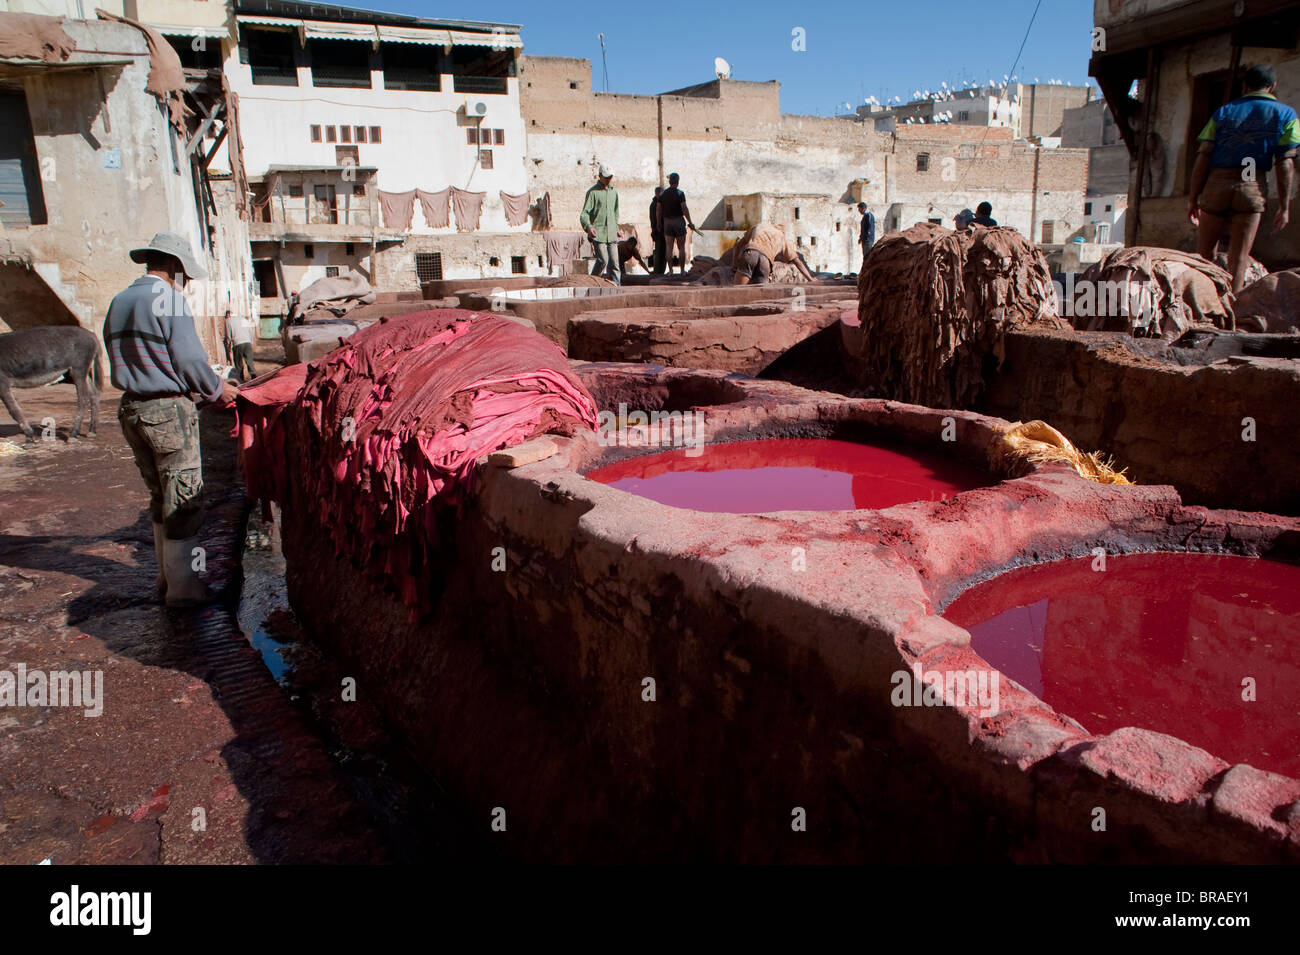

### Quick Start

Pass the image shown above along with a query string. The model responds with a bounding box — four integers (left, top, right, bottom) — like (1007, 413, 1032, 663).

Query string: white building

(211, 0, 532, 310)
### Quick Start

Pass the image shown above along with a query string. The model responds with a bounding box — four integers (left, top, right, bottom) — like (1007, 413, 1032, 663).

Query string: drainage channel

(235, 508, 489, 863)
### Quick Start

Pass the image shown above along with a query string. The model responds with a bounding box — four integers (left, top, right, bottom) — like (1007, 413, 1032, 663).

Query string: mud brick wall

(984, 328, 1300, 514)
(276, 368, 1300, 862)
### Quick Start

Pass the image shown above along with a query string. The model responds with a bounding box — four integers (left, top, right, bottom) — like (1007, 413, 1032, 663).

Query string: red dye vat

(585, 438, 986, 513)
(944, 553, 1300, 777)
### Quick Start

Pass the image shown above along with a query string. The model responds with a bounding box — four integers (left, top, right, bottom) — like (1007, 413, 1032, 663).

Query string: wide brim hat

(129, 231, 207, 280)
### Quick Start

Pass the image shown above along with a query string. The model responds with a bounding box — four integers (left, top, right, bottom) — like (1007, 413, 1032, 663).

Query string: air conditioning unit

(470, 101, 488, 117)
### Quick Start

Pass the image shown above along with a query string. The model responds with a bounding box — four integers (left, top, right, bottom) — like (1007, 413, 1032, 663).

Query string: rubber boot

(152, 522, 167, 600)
(162, 536, 216, 608)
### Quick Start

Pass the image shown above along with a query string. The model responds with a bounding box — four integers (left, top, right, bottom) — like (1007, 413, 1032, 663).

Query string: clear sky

(377, 0, 1097, 115)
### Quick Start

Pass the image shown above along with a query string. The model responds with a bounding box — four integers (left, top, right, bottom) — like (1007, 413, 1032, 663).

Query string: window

(479, 149, 494, 169)
(370, 126, 381, 143)
(511, 255, 525, 274)
(1096, 222, 1111, 243)
(569, 81, 578, 90)
(355, 126, 367, 143)
(335, 145, 359, 166)
(325, 266, 340, 278)
(796, 236, 803, 246)
(1084, 201, 1093, 215)
(382, 42, 441, 91)
(467, 127, 479, 145)
(450, 47, 514, 95)
(309, 39, 371, 89)
(340, 125, 352, 143)
(916, 152, 930, 172)
(493, 128, 504, 145)
(810, 236, 817, 246)
(304, 243, 315, 258)
(958, 110, 970, 121)
(287, 184, 304, 198)
(1104, 204, 1112, 212)
(794, 207, 801, 219)
(310, 124, 322, 142)
(537, 255, 544, 267)
(314, 184, 338, 224)
(326, 125, 337, 143)
(489, 256, 500, 266)
(242, 27, 298, 87)
(1041, 221, 1055, 243)
(165, 34, 222, 71)
(415, 251, 443, 283)
(352, 184, 365, 196)
(345, 243, 356, 256)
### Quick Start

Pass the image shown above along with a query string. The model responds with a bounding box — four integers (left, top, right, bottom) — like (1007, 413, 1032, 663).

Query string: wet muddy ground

(0, 376, 484, 864)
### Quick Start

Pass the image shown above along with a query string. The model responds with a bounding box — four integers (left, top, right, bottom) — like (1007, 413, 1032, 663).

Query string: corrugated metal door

(0, 91, 42, 227)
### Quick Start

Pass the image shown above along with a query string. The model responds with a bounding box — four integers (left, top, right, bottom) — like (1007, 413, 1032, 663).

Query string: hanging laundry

(536, 192, 552, 230)
(378, 189, 416, 231)
(452, 187, 486, 232)
(416, 187, 451, 229)
(544, 231, 585, 275)
(500, 191, 532, 227)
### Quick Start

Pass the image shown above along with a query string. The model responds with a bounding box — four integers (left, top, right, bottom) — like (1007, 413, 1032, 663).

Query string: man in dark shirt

(649, 187, 666, 274)
(657, 173, 696, 274)
(857, 202, 876, 265)
(104, 231, 236, 607)
(972, 202, 998, 227)
(1189, 64, 1299, 292)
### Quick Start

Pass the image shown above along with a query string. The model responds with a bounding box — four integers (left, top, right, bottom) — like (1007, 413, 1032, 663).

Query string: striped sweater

(103, 276, 222, 402)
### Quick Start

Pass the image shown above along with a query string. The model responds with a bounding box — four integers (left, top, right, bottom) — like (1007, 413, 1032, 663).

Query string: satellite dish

(715, 57, 731, 79)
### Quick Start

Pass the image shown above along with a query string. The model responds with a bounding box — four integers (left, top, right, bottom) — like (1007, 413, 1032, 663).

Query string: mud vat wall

(276, 368, 1300, 862)
(984, 328, 1300, 514)
(566, 302, 851, 375)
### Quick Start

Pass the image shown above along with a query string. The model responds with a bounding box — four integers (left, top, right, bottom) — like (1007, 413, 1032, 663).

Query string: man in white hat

(580, 163, 621, 284)
(103, 232, 237, 607)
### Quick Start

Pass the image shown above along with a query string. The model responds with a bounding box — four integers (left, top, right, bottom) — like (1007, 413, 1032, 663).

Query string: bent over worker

(103, 232, 237, 608)
(730, 222, 815, 285)
(1189, 64, 1299, 293)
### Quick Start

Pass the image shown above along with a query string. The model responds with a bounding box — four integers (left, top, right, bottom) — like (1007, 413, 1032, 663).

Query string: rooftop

(234, 0, 521, 34)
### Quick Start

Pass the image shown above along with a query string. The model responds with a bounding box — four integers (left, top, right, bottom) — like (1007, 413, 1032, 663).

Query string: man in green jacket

(580, 164, 621, 285)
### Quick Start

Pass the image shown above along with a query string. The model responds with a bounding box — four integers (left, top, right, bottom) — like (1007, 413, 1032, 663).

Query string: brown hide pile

(1074, 247, 1233, 338)
(849, 223, 1062, 408)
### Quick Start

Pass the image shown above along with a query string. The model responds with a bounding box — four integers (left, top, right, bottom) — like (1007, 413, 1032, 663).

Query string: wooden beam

(1096, 0, 1300, 57)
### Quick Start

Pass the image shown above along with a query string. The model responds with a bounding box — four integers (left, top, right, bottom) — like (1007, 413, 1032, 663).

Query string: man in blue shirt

(857, 202, 875, 266)
(1189, 64, 1299, 292)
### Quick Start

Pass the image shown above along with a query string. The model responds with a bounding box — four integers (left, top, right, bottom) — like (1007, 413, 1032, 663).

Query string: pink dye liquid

(585, 437, 987, 513)
(943, 553, 1300, 777)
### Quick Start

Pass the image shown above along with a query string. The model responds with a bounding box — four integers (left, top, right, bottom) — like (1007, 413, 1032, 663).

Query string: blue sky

(380, 0, 1096, 115)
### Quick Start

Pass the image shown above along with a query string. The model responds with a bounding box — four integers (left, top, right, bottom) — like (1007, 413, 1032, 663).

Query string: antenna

(598, 33, 609, 92)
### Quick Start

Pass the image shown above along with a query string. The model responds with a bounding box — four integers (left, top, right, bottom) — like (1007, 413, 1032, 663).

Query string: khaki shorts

(119, 395, 204, 538)
(1198, 167, 1267, 216)
(734, 247, 772, 283)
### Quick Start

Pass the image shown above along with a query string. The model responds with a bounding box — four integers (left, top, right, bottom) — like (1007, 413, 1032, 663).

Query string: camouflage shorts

(118, 396, 204, 539)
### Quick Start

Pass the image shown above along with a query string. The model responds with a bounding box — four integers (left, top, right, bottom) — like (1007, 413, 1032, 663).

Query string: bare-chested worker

(1189, 64, 1299, 293)
(730, 222, 815, 285)
(656, 173, 697, 275)
(618, 234, 651, 274)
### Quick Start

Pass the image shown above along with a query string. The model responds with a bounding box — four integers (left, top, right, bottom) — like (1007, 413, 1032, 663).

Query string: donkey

(0, 325, 102, 442)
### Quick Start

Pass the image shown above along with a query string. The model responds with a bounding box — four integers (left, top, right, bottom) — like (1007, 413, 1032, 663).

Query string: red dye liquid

(943, 553, 1300, 777)
(585, 438, 986, 513)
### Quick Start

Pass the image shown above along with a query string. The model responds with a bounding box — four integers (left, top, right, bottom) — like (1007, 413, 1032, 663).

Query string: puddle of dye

(585, 438, 986, 512)
(943, 553, 1300, 777)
